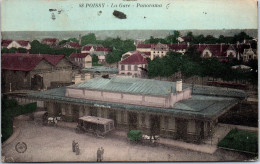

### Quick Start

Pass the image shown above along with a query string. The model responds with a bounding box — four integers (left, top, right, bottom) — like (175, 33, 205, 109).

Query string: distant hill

(1, 29, 257, 41)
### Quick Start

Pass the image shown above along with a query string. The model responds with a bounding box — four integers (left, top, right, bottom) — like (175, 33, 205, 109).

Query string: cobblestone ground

(2, 120, 254, 162)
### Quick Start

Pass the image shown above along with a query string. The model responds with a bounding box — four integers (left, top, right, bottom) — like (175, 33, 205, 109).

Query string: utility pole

(9, 83, 12, 92)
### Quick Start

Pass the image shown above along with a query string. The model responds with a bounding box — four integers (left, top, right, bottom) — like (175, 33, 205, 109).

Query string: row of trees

(145, 31, 255, 46)
(148, 48, 257, 85)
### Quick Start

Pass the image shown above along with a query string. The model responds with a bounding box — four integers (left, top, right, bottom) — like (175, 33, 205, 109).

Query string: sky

(1, 0, 258, 31)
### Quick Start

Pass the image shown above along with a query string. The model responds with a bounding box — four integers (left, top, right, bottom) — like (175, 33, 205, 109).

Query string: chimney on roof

(199, 43, 200, 48)
(75, 74, 81, 84)
(176, 80, 182, 92)
(220, 43, 223, 52)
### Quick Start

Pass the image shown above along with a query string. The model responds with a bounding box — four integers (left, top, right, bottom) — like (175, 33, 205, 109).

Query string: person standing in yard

(72, 140, 76, 152)
(101, 147, 104, 161)
(97, 148, 102, 162)
(75, 143, 80, 155)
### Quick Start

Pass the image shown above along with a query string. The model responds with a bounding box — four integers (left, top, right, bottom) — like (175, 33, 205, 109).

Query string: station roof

(69, 77, 246, 98)
(70, 77, 189, 96)
(28, 81, 247, 120)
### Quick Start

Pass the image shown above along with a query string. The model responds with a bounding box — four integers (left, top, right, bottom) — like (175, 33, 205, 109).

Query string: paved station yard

(2, 120, 254, 162)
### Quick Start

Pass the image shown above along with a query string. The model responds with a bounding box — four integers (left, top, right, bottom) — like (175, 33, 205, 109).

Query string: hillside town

(1, 31, 258, 162)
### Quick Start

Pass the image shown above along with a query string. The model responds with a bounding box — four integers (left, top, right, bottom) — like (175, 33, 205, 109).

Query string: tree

(184, 46, 201, 63)
(106, 50, 122, 64)
(17, 48, 27, 53)
(1, 47, 10, 53)
(58, 38, 79, 45)
(92, 54, 99, 63)
(165, 30, 180, 44)
(81, 33, 97, 46)
(233, 32, 252, 43)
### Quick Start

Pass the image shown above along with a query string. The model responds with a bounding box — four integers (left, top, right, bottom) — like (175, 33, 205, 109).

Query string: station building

(28, 77, 247, 143)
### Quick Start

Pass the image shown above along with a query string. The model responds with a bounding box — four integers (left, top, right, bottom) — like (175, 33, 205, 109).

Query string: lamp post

(9, 83, 12, 92)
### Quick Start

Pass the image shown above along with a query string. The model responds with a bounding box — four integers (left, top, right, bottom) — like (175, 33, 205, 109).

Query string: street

(2, 120, 253, 162)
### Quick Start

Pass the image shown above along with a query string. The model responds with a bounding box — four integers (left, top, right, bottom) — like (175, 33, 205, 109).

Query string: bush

(127, 130, 142, 142)
(218, 129, 258, 154)
(1, 98, 37, 143)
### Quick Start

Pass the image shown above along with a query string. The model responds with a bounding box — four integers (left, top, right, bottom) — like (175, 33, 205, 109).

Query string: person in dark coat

(97, 148, 102, 162)
(72, 140, 76, 152)
(75, 143, 80, 155)
(101, 147, 104, 161)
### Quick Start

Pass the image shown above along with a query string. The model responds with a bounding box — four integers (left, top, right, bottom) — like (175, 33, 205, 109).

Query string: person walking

(72, 140, 76, 152)
(75, 143, 80, 155)
(100, 147, 104, 161)
(97, 148, 101, 162)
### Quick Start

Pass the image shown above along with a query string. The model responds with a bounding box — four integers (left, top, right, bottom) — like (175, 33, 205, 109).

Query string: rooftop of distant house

(1, 53, 65, 71)
(119, 51, 148, 65)
(42, 38, 59, 42)
(69, 53, 90, 58)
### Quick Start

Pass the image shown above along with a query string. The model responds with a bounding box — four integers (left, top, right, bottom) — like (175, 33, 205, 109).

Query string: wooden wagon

(76, 116, 115, 137)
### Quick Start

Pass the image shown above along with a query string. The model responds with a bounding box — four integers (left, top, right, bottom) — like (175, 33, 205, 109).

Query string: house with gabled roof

(69, 53, 92, 68)
(62, 42, 81, 49)
(118, 51, 148, 78)
(41, 38, 59, 47)
(7, 40, 31, 50)
(150, 43, 169, 60)
(81, 44, 111, 63)
(1, 53, 76, 92)
(241, 48, 258, 62)
(1, 40, 12, 49)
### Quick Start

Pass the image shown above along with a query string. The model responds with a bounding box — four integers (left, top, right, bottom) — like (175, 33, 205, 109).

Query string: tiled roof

(42, 38, 58, 42)
(69, 53, 89, 58)
(68, 42, 81, 49)
(136, 44, 153, 48)
(1, 53, 64, 71)
(16, 40, 30, 47)
(1, 40, 12, 47)
(193, 44, 230, 57)
(143, 52, 151, 56)
(96, 47, 111, 52)
(82, 46, 92, 51)
(119, 52, 148, 65)
(151, 43, 168, 49)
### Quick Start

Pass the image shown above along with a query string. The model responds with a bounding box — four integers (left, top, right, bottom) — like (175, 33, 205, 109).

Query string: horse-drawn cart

(127, 130, 160, 146)
(76, 116, 115, 137)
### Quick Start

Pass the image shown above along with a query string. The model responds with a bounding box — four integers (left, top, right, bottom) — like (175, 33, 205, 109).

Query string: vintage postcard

(1, 0, 258, 162)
